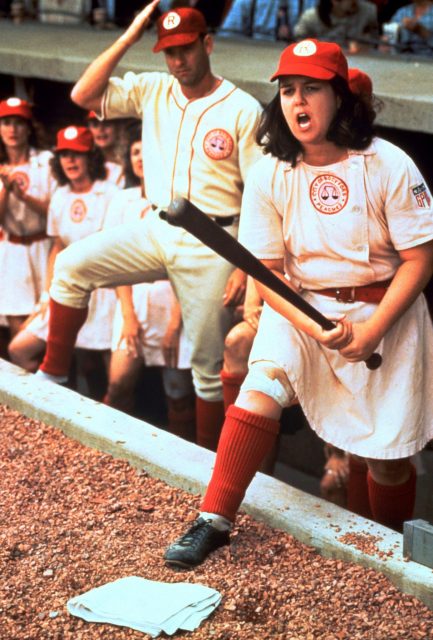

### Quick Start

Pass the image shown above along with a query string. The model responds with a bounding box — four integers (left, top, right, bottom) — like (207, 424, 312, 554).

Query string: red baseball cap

(55, 126, 94, 152)
(153, 8, 207, 53)
(348, 68, 373, 98)
(270, 39, 348, 83)
(0, 97, 32, 120)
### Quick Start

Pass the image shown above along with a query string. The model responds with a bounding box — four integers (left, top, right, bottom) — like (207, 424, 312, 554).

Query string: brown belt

(8, 231, 48, 245)
(313, 279, 393, 304)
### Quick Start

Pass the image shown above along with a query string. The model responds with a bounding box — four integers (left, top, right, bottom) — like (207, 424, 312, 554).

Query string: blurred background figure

(294, 0, 379, 52)
(0, 97, 55, 341)
(381, 0, 433, 54)
(86, 110, 125, 187)
(218, 0, 306, 41)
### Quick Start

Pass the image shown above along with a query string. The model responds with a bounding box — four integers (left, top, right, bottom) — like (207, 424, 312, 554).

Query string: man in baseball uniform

(36, 2, 263, 450)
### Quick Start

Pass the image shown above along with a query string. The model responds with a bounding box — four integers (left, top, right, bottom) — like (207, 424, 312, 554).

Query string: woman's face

(279, 76, 340, 149)
(130, 140, 143, 179)
(88, 120, 116, 149)
(0, 116, 30, 149)
(59, 150, 89, 183)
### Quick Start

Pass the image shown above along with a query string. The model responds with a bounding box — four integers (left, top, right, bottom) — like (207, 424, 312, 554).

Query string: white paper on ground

(66, 576, 222, 637)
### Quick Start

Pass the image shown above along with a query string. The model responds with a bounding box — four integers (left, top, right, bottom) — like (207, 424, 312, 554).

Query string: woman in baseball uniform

(165, 39, 433, 568)
(0, 97, 56, 339)
(9, 126, 118, 393)
(103, 123, 195, 438)
(87, 110, 125, 188)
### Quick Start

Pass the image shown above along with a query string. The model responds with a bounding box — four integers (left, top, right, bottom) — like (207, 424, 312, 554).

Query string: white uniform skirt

(27, 288, 116, 350)
(247, 291, 433, 460)
(0, 238, 52, 315)
(111, 280, 192, 368)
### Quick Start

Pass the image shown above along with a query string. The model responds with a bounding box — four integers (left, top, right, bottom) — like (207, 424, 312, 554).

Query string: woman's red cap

(153, 8, 207, 53)
(270, 39, 348, 83)
(0, 97, 32, 120)
(55, 126, 94, 152)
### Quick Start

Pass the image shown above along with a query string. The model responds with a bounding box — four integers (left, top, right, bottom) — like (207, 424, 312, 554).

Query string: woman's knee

(366, 457, 413, 484)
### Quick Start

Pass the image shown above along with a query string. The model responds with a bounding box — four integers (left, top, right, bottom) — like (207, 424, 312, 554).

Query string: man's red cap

(55, 126, 94, 152)
(153, 8, 207, 53)
(0, 97, 32, 120)
(270, 39, 348, 83)
(348, 68, 373, 98)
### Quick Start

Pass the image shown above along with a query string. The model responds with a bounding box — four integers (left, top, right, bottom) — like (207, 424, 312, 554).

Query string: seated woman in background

(103, 123, 195, 441)
(294, 0, 379, 52)
(9, 126, 118, 397)
(87, 110, 125, 187)
(0, 97, 56, 340)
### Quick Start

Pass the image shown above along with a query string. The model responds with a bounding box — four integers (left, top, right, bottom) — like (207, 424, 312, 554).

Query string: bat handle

(365, 352, 382, 370)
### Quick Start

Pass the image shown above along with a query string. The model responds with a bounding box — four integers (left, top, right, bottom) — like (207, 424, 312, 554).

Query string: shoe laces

(177, 518, 213, 548)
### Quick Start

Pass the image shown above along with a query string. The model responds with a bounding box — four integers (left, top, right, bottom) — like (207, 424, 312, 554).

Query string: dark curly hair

(50, 148, 107, 186)
(123, 120, 142, 189)
(256, 76, 377, 166)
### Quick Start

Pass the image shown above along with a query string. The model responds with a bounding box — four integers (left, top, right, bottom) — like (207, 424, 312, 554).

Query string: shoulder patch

(203, 129, 234, 160)
(412, 182, 431, 209)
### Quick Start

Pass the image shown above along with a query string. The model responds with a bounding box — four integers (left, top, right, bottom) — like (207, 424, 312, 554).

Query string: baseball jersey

(101, 72, 263, 215)
(105, 160, 125, 188)
(0, 149, 57, 236)
(239, 137, 433, 290)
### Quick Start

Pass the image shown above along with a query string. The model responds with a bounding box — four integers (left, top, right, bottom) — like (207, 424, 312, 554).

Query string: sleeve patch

(412, 182, 432, 209)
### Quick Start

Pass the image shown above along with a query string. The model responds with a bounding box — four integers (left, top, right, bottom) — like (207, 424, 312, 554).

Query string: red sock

(195, 397, 225, 451)
(347, 455, 372, 519)
(220, 369, 246, 411)
(201, 405, 280, 521)
(40, 299, 88, 376)
(367, 464, 416, 531)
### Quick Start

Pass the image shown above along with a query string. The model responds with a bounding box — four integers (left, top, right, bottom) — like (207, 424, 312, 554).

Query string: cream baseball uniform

(105, 160, 125, 188)
(0, 149, 56, 316)
(50, 71, 262, 400)
(104, 186, 192, 367)
(28, 179, 118, 350)
(239, 137, 433, 459)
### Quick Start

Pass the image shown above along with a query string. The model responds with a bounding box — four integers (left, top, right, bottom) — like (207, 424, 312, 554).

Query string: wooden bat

(161, 198, 382, 370)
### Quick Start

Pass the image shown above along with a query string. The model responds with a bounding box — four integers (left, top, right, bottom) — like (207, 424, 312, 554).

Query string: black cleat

(164, 517, 230, 568)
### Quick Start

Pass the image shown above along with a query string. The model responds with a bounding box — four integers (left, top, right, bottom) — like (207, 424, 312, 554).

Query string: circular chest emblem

(203, 129, 234, 160)
(310, 174, 349, 215)
(163, 12, 181, 29)
(10, 170, 30, 192)
(70, 198, 87, 223)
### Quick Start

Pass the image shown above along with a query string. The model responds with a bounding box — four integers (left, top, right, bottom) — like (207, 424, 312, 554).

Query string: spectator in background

(382, 0, 433, 53)
(294, 0, 379, 52)
(158, 0, 233, 30)
(103, 122, 196, 441)
(0, 97, 56, 340)
(218, 0, 309, 41)
(86, 111, 125, 187)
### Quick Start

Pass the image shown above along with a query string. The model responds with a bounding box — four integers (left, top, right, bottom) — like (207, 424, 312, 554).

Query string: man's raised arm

(71, 0, 160, 113)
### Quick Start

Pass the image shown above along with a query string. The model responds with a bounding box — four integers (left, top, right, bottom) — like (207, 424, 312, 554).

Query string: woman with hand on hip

(164, 39, 433, 568)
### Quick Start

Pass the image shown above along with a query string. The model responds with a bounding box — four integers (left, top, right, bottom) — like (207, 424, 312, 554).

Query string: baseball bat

(160, 198, 382, 370)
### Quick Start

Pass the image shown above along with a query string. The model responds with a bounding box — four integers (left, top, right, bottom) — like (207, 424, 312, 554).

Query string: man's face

(163, 36, 212, 88)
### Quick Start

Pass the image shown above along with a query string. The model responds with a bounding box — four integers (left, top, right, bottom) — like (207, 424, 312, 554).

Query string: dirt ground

(1, 404, 432, 640)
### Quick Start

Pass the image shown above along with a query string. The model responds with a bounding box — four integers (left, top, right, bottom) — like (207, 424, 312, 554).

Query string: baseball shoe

(164, 517, 230, 568)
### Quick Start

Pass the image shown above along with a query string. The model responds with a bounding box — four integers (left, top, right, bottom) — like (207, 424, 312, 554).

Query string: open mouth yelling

(297, 113, 311, 130)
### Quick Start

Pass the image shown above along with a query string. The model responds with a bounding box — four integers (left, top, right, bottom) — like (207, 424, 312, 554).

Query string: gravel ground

(1, 404, 433, 640)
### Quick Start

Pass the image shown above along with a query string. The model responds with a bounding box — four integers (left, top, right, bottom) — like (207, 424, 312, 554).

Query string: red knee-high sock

(347, 455, 372, 519)
(195, 397, 225, 451)
(220, 369, 246, 411)
(40, 299, 88, 376)
(367, 464, 417, 531)
(201, 404, 280, 521)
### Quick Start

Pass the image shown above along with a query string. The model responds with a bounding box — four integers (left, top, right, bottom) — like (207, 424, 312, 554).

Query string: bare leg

(9, 330, 46, 372)
(7, 315, 27, 338)
(105, 348, 143, 414)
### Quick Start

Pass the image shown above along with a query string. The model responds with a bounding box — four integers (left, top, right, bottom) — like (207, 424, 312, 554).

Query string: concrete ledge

(0, 358, 432, 609)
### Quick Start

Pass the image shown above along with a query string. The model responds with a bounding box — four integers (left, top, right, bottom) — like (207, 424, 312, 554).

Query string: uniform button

(352, 205, 361, 213)
(355, 245, 365, 251)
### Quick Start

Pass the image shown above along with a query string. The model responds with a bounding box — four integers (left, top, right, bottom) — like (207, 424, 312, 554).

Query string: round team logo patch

(163, 12, 181, 29)
(293, 40, 317, 57)
(203, 129, 234, 160)
(10, 170, 30, 192)
(310, 174, 348, 215)
(70, 198, 87, 223)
